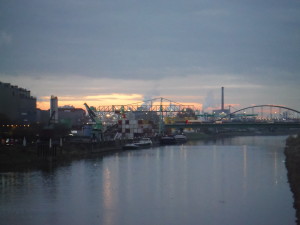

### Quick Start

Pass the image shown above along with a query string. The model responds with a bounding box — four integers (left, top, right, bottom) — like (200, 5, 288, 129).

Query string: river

(0, 136, 296, 225)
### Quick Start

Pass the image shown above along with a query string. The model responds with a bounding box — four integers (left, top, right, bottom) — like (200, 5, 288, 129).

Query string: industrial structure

(85, 93, 300, 139)
(37, 106, 86, 128)
(212, 86, 230, 116)
(0, 81, 36, 124)
(84, 103, 103, 141)
(1, 81, 300, 141)
(49, 95, 58, 124)
(85, 97, 197, 138)
(57, 106, 86, 129)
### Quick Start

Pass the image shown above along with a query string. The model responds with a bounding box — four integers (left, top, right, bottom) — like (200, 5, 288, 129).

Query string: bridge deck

(165, 122, 300, 129)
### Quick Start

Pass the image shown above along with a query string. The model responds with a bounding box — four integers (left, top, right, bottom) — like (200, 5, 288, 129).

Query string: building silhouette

(0, 81, 36, 124)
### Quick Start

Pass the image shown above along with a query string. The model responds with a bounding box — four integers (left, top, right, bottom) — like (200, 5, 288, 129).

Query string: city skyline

(1, 0, 299, 111)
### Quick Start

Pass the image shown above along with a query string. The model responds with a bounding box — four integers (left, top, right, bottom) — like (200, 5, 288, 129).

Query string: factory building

(0, 81, 36, 123)
(58, 106, 86, 129)
(36, 108, 50, 125)
(37, 106, 86, 129)
(37, 96, 86, 128)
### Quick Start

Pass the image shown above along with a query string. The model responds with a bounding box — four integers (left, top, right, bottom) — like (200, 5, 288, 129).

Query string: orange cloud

(37, 93, 144, 110)
(37, 93, 204, 111)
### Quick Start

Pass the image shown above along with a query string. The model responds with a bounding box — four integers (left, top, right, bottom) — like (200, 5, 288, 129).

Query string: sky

(1, 0, 300, 111)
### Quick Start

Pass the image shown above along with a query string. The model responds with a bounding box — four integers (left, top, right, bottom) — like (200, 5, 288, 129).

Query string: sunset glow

(37, 93, 144, 110)
(36, 93, 207, 111)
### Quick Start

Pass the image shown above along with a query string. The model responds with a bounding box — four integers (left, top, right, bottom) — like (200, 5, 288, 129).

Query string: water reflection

(243, 145, 248, 192)
(0, 136, 296, 225)
(103, 166, 115, 225)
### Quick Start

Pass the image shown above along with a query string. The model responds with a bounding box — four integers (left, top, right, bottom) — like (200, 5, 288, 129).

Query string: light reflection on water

(0, 136, 296, 225)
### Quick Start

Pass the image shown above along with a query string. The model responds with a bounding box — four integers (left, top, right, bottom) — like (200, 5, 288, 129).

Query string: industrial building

(0, 81, 36, 124)
(58, 106, 86, 129)
(37, 106, 86, 129)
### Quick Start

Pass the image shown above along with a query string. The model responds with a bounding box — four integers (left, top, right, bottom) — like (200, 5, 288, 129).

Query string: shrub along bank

(285, 134, 300, 225)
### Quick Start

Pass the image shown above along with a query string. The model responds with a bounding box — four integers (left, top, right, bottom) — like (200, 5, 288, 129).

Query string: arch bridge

(85, 101, 300, 134)
(220, 105, 300, 121)
(166, 105, 300, 130)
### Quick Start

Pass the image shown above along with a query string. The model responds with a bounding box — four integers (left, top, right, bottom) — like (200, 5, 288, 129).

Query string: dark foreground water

(0, 136, 296, 225)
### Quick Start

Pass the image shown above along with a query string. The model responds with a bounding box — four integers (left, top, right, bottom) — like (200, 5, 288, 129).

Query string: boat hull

(122, 144, 140, 150)
(160, 137, 177, 145)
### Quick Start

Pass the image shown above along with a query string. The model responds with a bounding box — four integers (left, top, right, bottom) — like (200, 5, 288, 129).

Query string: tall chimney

(221, 87, 224, 111)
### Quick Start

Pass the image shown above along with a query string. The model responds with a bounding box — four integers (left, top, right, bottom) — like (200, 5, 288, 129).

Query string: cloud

(193, 9, 230, 17)
(1, 0, 300, 80)
(2, 70, 299, 111)
(1, 0, 300, 111)
(0, 31, 12, 46)
(202, 91, 218, 111)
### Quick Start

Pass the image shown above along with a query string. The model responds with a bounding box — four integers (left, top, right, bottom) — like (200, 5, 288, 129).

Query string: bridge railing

(96, 105, 197, 112)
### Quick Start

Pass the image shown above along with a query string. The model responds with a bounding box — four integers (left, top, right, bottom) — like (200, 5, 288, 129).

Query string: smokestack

(221, 87, 224, 111)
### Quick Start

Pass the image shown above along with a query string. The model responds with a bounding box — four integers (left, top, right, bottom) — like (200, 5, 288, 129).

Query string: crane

(84, 103, 103, 141)
(48, 110, 56, 126)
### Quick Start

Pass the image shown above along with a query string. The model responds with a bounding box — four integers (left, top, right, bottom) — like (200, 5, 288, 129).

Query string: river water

(0, 136, 296, 225)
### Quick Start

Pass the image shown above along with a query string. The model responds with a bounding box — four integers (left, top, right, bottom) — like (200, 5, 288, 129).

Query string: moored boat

(174, 134, 187, 143)
(160, 136, 177, 145)
(122, 143, 140, 150)
(160, 134, 187, 145)
(135, 138, 153, 147)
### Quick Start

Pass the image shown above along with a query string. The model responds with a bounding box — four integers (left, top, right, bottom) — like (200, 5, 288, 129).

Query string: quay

(0, 137, 162, 171)
(1, 129, 299, 172)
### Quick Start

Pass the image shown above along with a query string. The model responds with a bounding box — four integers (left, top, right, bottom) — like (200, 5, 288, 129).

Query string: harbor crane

(84, 103, 103, 141)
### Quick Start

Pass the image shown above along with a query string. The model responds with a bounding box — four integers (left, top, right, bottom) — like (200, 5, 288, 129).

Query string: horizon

(2, 79, 297, 114)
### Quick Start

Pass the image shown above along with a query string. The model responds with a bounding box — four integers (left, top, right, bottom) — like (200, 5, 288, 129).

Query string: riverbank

(0, 138, 162, 172)
(285, 134, 300, 225)
(0, 142, 122, 172)
(1, 131, 299, 172)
